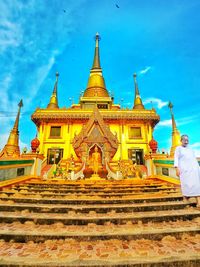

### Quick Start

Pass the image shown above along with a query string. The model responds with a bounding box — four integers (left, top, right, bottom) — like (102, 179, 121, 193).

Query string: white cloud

(0, 133, 9, 151)
(0, 0, 25, 53)
(157, 114, 199, 128)
(0, 19, 22, 52)
(177, 115, 199, 126)
(143, 97, 168, 109)
(0, 0, 86, 150)
(26, 53, 57, 104)
(139, 66, 151, 75)
(0, 75, 11, 106)
(190, 142, 200, 157)
(156, 119, 172, 128)
(157, 119, 172, 127)
(191, 142, 200, 149)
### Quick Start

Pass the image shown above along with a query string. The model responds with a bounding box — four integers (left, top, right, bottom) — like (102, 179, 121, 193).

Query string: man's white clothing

(174, 146, 200, 196)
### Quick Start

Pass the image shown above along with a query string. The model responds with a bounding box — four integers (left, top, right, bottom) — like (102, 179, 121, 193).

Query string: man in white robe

(174, 134, 200, 208)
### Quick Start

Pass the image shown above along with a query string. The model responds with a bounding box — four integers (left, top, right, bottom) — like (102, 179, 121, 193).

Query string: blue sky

(0, 0, 200, 155)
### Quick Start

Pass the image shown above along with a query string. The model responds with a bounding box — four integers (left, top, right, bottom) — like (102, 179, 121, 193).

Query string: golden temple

(31, 33, 160, 176)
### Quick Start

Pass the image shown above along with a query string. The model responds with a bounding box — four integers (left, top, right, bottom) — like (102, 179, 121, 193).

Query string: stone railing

(106, 161, 122, 180)
(67, 162, 85, 180)
(41, 158, 47, 170)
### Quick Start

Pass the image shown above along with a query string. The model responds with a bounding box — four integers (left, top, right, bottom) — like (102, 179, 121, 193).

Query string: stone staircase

(0, 178, 200, 266)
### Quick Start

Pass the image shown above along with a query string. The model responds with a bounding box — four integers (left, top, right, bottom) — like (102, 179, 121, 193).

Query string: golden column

(168, 101, 181, 156)
(0, 100, 23, 158)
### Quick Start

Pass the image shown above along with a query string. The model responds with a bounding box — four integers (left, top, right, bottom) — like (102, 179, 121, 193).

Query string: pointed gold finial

(133, 73, 145, 109)
(168, 101, 181, 156)
(82, 33, 109, 98)
(168, 101, 178, 131)
(47, 72, 59, 109)
(0, 100, 23, 158)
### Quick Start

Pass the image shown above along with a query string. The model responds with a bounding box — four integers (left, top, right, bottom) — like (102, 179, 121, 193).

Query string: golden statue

(92, 146, 101, 174)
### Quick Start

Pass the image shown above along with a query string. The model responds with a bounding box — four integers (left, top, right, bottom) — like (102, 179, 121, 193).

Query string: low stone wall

(153, 159, 178, 179)
(0, 159, 34, 181)
(154, 158, 200, 178)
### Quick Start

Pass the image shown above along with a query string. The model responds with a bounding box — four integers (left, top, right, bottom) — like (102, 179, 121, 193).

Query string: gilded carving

(72, 107, 118, 165)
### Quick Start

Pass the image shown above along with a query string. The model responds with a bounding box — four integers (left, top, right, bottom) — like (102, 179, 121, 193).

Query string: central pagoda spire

(91, 32, 101, 71)
(133, 73, 145, 109)
(82, 33, 110, 98)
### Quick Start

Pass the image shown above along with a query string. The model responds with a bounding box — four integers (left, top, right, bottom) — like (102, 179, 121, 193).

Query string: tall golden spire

(133, 73, 145, 109)
(83, 33, 109, 98)
(91, 32, 101, 71)
(0, 100, 23, 158)
(168, 101, 181, 156)
(47, 72, 59, 109)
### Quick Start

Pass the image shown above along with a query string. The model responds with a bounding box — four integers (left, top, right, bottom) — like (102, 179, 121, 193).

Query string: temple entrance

(47, 148, 63, 165)
(72, 107, 118, 168)
(128, 149, 144, 165)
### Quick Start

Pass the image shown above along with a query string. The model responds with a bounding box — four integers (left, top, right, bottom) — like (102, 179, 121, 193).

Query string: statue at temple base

(92, 145, 101, 175)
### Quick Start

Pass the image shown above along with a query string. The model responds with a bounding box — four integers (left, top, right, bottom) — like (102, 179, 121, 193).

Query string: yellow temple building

(31, 33, 160, 174)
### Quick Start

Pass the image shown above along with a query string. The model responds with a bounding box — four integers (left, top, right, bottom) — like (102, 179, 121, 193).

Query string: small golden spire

(168, 101, 181, 156)
(0, 100, 23, 158)
(92, 32, 101, 70)
(83, 33, 109, 98)
(47, 72, 59, 109)
(133, 73, 145, 109)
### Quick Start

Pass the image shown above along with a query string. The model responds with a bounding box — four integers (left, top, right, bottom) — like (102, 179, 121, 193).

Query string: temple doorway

(47, 148, 63, 165)
(128, 149, 144, 165)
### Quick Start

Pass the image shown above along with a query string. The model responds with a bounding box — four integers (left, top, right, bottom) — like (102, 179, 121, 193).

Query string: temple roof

(31, 108, 160, 127)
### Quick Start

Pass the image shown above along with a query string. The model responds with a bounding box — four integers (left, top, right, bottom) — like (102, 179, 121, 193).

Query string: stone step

(1, 208, 200, 225)
(1, 227, 199, 243)
(0, 201, 195, 213)
(14, 181, 175, 187)
(1, 216, 199, 239)
(8, 187, 180, 194)
(19, 182, 172, 189)
(0, 195, 183, 205)
(22, 179, 168, 184)
(0, 189, 180, 198)
(0, 258, 199, 267)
